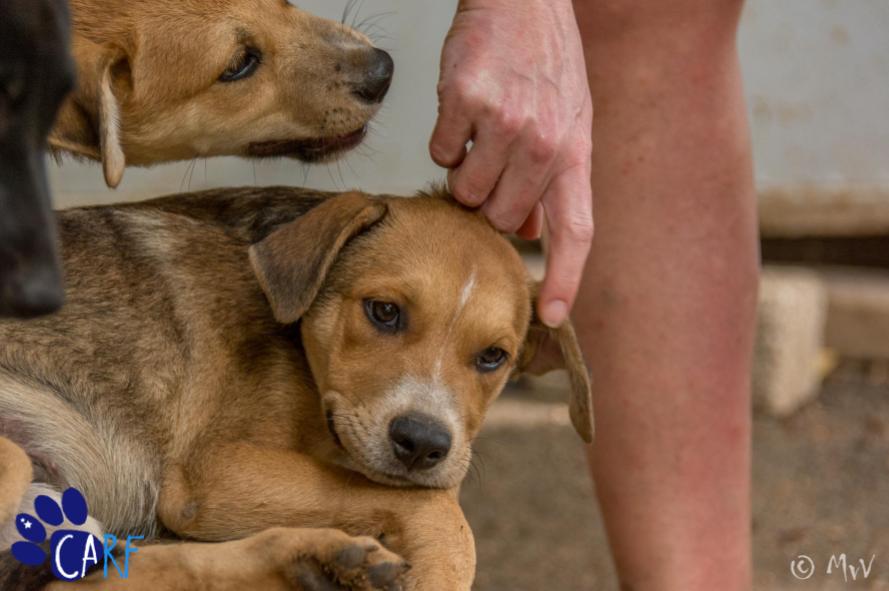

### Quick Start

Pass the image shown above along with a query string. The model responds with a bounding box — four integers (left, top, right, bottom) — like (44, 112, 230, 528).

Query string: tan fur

(0, 439, 31, 528)
(0, 187, 591, 589)
(51, 0, 388, 186)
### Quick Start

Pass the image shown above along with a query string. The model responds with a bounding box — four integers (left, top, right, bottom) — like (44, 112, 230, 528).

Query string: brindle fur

(0, 187, 330, 537)
(0, 187, 592, 590)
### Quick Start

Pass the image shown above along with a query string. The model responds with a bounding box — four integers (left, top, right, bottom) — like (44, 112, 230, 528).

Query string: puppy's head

(0, 0, 74, 316)
(53, 0, 393, 186)
(250, 191, 593, 489)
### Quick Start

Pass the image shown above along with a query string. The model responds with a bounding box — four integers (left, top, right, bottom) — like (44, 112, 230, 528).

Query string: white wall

(739, 0, 889, 187)
(50, 0, 889, 207)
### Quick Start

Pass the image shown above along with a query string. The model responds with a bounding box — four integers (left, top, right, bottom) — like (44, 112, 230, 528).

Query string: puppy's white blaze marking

(457, 271, 477, 310)
(433, 269, 477, 382)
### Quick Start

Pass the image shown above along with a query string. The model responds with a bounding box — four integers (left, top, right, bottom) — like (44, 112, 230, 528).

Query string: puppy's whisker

(178, 158, 195, 192)
(367, 34, 394, 46)
(324, 162, 340, 190)
(187, 157, 198, 190)
(354, 140, 382, 160)
(466, 453, 486, 486)
(350, 0, 368, 28)
(335, 159, 347, 188)
(355, 11, 394, 34)
(343, 155, 359, 179)
(358, 21, 393, 45)
(351, 0, 364, 28)
(341, 0, 358, 25)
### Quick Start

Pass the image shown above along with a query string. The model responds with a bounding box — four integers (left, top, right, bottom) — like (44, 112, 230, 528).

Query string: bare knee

(574, 0, 745, 48)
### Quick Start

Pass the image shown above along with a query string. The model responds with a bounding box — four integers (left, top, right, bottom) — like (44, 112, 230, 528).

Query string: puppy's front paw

(267, 528, 408, 591)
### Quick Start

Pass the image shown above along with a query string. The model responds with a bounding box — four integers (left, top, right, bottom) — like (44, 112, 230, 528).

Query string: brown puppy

(0, 188, 592, 590)
(51, 0, 393, 187)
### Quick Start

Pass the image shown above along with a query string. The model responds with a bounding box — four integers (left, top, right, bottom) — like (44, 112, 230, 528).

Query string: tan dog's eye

(363, 299, 402, 333)
(219, 48, 262, 83)
(476, 347, 508, 373)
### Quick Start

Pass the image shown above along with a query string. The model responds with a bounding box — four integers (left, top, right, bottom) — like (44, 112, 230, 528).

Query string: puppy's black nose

(389, 413, 451, 471)
(353, 48, 393, 104)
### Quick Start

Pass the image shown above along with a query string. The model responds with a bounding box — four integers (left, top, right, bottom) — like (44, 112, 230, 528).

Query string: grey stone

(753, 266, 828, 416)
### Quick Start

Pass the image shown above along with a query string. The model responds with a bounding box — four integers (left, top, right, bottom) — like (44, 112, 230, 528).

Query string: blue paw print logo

(11, 487, 103, 581)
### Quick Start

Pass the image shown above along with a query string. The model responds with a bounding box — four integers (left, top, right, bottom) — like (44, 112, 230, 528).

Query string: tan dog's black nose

(389, 413, 451, 471)
(353, 48, 393, 104)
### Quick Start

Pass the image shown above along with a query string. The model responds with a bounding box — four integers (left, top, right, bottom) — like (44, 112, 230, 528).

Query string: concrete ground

(460, 361, 889, 590)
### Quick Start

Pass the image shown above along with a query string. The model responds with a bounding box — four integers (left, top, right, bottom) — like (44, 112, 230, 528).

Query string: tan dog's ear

(96, 49, 127, 188)
(49, 37, 128, 188)
(517, 287, 594, 443)
(249, 193, 387, 324)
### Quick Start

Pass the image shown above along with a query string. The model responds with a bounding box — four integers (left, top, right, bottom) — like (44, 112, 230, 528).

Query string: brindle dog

(0, 188, 592, 590)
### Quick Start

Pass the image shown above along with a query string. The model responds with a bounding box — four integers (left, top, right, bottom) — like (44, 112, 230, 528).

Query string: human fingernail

(541, 299, 568, 328)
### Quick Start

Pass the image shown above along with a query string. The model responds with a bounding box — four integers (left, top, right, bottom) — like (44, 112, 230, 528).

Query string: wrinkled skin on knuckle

(492, 105, 526, 139)
(526, 128, 559, 164)
(440, 60, 481, 105)
(562, 211, 595, 245)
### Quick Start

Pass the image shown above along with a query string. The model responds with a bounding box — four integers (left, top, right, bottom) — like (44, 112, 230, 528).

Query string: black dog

(0, 0, 75, 317)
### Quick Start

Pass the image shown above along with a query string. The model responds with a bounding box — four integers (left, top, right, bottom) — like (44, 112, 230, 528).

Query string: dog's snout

(352, 48, 393, 104)
(389, 413, 451, 471)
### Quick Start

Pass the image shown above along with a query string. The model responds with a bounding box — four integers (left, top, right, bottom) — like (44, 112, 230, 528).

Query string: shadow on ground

(460, 362, 889, 590)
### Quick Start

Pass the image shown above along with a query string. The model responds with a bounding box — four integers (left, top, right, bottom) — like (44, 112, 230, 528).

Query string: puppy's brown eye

(476, 347, 508, 373)
(220, 48, 261, 83)
(364, 299, 402, 333)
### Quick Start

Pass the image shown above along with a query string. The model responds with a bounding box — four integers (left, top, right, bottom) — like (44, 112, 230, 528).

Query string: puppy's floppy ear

(49, 37, 129, 188)
(95, 48, 127, 188)
(249, 192, 387, 324)
(517, 285, 594, 443)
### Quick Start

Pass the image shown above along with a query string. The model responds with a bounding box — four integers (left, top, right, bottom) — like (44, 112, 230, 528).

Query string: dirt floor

(460, 361, 889, 590)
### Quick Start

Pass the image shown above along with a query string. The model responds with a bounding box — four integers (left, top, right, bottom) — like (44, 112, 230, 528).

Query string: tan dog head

(51, 0, 393, 187)
(249, 191, 593, 489)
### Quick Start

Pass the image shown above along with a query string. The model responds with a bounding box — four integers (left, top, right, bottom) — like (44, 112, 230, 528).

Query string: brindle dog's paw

(281, 529, 409, 591)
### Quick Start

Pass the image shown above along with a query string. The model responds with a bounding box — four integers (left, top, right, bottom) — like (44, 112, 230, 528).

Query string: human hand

(431, 0, 593, 328)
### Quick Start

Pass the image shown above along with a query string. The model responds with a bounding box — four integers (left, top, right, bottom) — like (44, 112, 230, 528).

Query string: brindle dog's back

(0, 187, 331, 537)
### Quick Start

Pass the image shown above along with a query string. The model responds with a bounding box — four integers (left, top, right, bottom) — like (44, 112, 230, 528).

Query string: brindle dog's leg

(45, 528, 406, 591)
(158, 444, 476, 591)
